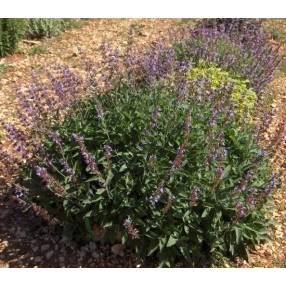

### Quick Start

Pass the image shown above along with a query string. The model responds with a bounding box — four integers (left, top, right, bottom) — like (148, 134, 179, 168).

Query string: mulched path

(1, 19, 286, 268)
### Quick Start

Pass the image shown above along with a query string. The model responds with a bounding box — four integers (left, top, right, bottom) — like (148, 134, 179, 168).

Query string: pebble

(111, 244, 125, 257)
(41, 244, 50, 252)
(46, 250, 54, 260)
(34, 256, 42, 263)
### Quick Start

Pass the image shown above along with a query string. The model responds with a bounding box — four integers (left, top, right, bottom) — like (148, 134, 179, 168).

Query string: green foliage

(174, 36, 247, 78)
(187, 65, 257, 118)
(26, 18, 77, 39)
(0, 63, 8, 76)
(28, 44, 48, 55)
(0, 19, 27, 57)
(23, 81, 273, 266)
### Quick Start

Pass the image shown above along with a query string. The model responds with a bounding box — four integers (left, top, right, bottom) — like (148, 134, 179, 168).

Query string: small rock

(0, 209, 9, 219)
(0, 260, 9, 268)
(92, 252, 99, 259)
(138, 31, 149, 37)
(18, 230, 26, 238)
(22, 39, 41, 46)
(34, 256, 42, 263)
(111, 244, 125, 257)
(72, 47, 80, 57)
(41, 244, 50, 252)
(32, 246, 39, 253)
(46, 250, 54, 260)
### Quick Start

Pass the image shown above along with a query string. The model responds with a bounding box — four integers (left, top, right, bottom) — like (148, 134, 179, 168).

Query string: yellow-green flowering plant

(187, 64, 257, 119)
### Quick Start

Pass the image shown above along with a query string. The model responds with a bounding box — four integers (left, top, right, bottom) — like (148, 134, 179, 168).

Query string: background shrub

(187, 65, 257, 118)
(26, 18, 76, 39)
(174, 19, 281, 93)
(0, 19, 26, 57)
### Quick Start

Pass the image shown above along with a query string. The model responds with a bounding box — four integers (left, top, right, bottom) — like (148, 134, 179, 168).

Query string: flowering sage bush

(16, 77, 277, 267)
(0, 19, 281, 267)
(174, 19, 281, 93)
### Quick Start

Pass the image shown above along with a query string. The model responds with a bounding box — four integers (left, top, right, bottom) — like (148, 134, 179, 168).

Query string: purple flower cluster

(150, 106, 162, 129)
(3, 123, 25, 142)
(262, 173, 280, 198)
(72, 133, 100, 175)
(96, 102, 104, 119)
(149, 180, 165, 205)
(184, 19, 281, 93)
(172, 145, 186, 170)
(104, 144, 113, 161)
(50, 131, 63, 147)
(59, 158, 75, 177)
(35, 166, 65, 194)
(235, 202, 246, 218)
(189, 186, 200, 207)
(123, 217, 139, 239)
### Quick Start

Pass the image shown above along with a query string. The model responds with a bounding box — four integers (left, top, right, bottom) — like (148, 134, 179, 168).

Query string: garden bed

(1, 19, 285, 267)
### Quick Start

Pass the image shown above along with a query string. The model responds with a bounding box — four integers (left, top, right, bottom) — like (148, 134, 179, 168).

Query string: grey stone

(46, 250, 54, 260)
(41, 244, 50, 252)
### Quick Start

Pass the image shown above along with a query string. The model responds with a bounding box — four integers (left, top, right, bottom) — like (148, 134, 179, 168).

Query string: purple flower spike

(189, 186, 200, 207)
(235, 202, 246, 218)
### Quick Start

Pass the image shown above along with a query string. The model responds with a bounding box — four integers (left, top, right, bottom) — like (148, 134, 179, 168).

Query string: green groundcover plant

(187, 64, 257, 119)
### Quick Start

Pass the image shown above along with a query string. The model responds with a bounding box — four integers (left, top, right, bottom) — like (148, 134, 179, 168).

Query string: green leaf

(84, 210, 93, 218)
(103, 221, 113, 228)
(147, 244, 159, 256)
(159, 260, 171, 268)
(220, 165, 231, 180)
(96, 188, 106, 195)
(233, 226, 241, 244)
(159, 237, 166, 251)
(201, 207, 211, 218)
(104, 170, 114, 187)
(166, 235, 178, 247)
(119, 164, 128, 172)
(85, 176, 105, 184)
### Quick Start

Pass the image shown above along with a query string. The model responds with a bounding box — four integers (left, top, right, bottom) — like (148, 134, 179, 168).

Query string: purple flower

(150, 181, 165, 205)
(172, 145, 186, 170)
(149, 154, 157, 163)
(246, 188, 258, 206)
(35, 166, 65, 194)
(36, 166, 49, 182)
(72, 134, 100, 175)
(235, 202, 246, 218)
(72, 133, 84, 144)
(189, 186, 200, 207)
(96, 103, 104, 119)
(50, 131, 63, 147)
(14, 185, 24, 198)
(150, 106, 162, 129)
(123, 217, 139, 239)
(104, 144, 113, 160)
(59, 158, 75, 177)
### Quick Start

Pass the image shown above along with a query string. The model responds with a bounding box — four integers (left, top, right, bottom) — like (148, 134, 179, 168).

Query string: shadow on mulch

(0, 190, 140, 268)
